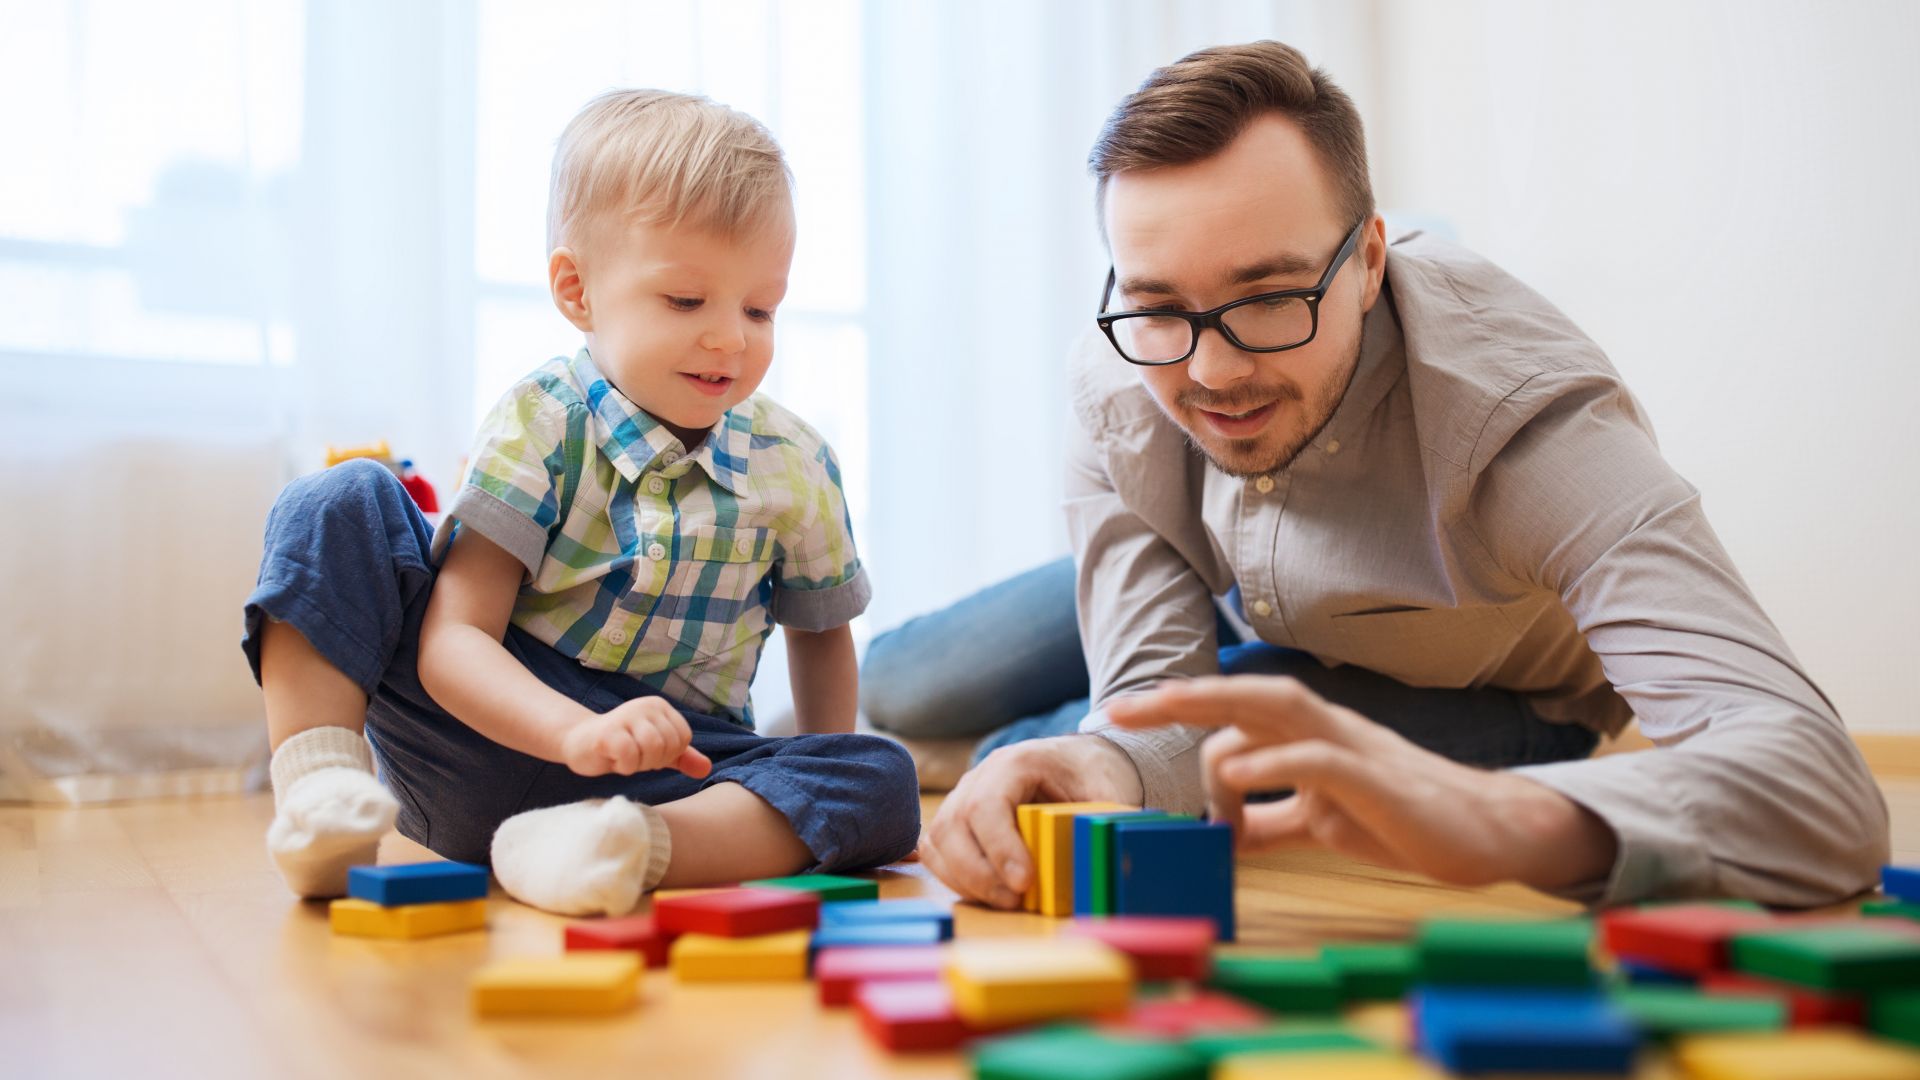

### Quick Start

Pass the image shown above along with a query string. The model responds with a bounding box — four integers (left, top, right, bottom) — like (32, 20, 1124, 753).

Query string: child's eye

(666, 296, 703, 311)
(745, 307, 774, 323)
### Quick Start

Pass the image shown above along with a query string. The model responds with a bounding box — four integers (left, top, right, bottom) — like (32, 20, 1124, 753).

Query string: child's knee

(850, 735, 922, 864)
(280, 457, 402, 516)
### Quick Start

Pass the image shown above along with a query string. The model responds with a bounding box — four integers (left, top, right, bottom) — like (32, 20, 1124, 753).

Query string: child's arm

(418, 531, 711, 778)
(784, 623, 858, 735)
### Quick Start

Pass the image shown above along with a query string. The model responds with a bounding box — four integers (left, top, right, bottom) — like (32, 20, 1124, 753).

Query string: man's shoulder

(1066, 326, 1169, 441)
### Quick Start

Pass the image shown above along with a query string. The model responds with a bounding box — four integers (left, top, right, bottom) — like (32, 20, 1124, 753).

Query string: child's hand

(560, 698, 714, 779)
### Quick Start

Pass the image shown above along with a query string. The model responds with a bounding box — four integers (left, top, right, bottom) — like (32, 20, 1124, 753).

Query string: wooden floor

(7, 767, 1919, 1080)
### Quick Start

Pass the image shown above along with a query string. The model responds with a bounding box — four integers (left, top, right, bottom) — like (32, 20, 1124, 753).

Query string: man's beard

(1173, 336, 1360, 479)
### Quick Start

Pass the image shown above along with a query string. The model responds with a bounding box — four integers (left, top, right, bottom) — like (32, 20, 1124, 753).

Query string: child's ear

(549, 247, 592, 331)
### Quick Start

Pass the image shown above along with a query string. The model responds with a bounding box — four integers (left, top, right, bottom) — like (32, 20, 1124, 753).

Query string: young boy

(243, 90, 919, 915)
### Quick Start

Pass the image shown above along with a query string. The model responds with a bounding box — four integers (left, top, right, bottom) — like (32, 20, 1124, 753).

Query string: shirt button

(1327, 439, 1342, 456)
(646, 476, 666, 495)
(735, 536, 753, 556)
(1254, 476, 1275, 494)
(661, 451, 680, 465)
(1251, 599, 1274, 618)
(607, 627, 628, 645)
(646, 542, 667, 561)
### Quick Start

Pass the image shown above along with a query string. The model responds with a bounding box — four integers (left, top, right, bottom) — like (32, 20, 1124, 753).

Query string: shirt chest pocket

(648, 525, 779, 654)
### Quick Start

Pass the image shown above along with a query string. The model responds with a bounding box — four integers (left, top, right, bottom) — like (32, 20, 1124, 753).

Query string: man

(910, 40, 1887, 909)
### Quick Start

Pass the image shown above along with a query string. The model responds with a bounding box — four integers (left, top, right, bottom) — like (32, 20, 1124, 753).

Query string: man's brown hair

(1088, 40, 1374, 231)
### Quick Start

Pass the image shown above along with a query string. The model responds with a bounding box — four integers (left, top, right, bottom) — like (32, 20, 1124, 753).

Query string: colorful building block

(1207, 955, 1344, 1013)
(743, 873, 879, 902)
(470, 953, 641, 1016)
(1415, 917, 1596, 987)
(1870, 990, 1920, 1047)
(969, 1025, 1206, 1080)
(1099, 991, 1269, 1039)
(329, 897, 486, 939)
(346, 861, 488, 906)
(1031, 802, 1135, 917)
(1412, 988, 1638, 1075)
(1697, 970, 1866, 1026)
(820, 898, 954, 939)
(855, 979, 976, 1053)
(1075, 811, 1186, 916)
(946, 938, 1134, 1026)
(816, 945, 950, 1006)
(1863, 898, 1920, 922)
(1215, 1050, 1440, 1080)
(1608, 985, 1787, 1039)
(652, 886, 820, 938)
(810, 920, 946, 953)
(1883, 865, 1920, 904)
(1321, 942, 1419, 1001)
(1730, 925, 1920, 992)
(1599, 903, 1777, 975)
(1064, 916, 1217, 981)
(1613, 959, 1696, 986)
(564, 914, 670, 967)
(1187, 1023, 1382, 1065)
(1675, 1028, 1920, 1080)
(668, 929, 812, 981)
(1112, 818, 1235, 941)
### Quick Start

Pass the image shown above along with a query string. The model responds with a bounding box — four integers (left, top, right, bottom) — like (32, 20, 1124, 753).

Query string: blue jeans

(862, 556, 1599, 769)
(241, 459, 920, 870)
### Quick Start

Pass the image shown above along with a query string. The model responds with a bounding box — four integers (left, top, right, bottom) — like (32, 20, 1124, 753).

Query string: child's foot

(266, 726, 399, 898)
(490, 797, 670, 916)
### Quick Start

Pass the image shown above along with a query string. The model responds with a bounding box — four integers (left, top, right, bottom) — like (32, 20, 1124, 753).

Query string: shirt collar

(1313, 277, 1405, 454)
(568, 348, 752, 494)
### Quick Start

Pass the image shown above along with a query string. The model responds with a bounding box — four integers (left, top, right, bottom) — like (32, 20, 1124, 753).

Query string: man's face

(1104, 114, 1385, 478)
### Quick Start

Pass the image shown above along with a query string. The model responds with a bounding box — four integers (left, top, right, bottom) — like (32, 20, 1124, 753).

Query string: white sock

(266, 726, 399, 899)
(490, 797, 671, 917)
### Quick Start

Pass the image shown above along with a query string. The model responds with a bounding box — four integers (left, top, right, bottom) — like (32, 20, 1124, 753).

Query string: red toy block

(815, 945, 949, 1006)
(652, 887, 821, 938)
(1699, 970, 1868, 1026)
(564, 914, 671, 967)
(1099, 990, 1271, 1038)
(1063, 916, 1218, 981)
(1600, 904, 1778, 974)
(854, 979, 976, 1053)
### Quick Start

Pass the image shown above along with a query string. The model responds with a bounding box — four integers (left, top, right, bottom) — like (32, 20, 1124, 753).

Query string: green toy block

(1870, 990, 1920, 1047)
(972, 1025, 1207, 1080)
(1415, 917, 1596, 987)
(1080, 812, 1188, 916)
(1610, 985, 1788, 1039)
(743, 874, 878, 903)
(1207, 955, 1344, 1013)
(1862, 899, 1920, 922)
(1730, 926, 1920, 992)
(1320, 942, 1418, 1001)
(1184, 1022, 1381, 1064)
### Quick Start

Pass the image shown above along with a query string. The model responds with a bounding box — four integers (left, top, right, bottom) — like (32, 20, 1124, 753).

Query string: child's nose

(699, 314, 748, 354)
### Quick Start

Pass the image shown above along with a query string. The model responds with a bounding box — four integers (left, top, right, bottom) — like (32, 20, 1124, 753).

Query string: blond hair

(547, 89, 793, 252)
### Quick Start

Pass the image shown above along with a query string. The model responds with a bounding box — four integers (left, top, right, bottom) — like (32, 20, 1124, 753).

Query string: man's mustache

(1176, 381, 1303, 413)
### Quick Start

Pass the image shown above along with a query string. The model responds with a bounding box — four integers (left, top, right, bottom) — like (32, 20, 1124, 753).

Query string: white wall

(1368, 0, 1920, 729)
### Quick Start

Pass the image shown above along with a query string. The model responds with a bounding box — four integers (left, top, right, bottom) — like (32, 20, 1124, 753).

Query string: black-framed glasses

(1096, 217, 1366, 366)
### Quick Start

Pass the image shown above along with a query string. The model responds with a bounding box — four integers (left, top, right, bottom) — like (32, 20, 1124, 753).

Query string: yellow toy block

(470, 953, 641, 1016)
(1675, 1027, 1920, 1080)
(1217, 1051, 1442, 1080)
(1036, 801, 1133, 916)
(324, 439, 393, 468)
(1016, 804, 1044, 911)
(945, 937, 1133, 1026)
(669, 929, 811, 982)
(329, 897, 487, 939)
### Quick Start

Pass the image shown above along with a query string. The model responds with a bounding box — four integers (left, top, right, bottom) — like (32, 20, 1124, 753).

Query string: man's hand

(1106, 676, 1617, 892)
(560, 697, 714, 779)
(918, 735, 1143, 909)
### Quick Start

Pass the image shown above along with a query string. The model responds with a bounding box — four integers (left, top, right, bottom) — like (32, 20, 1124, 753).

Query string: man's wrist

(1505, 774, 1619, 893)
(1066, 733, 1146, 805)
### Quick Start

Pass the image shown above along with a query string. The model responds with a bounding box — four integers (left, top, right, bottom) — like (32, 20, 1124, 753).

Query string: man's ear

(550, 247, 591, 331)
(1358, 214, 1388, 313)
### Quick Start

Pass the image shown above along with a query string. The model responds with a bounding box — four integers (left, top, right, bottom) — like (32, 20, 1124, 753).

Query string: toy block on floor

(1064, 916, 1217, 981)
(1099, 990, 1269, 1039)
(346, 861, 488, 906)
(1870, 989, 1920, 1048)
(1600, 903, 1777, 975)
(1608, 985, 1787, 1039)
(854, 979, 976, 1053)
(820, 898, 954, 939)
(945, 938, 1134, 1026)
(1730, 925, 1920, 992)
(1864, 898, 1920, 922)
(329, 897, 486, 939)
(470, 953, 641, 1016)
(651, 886, 819, 938)
(1207, 955, 1344, 1013)
(1674, 1027, 1920, 1080)
(1614, 959, 1696, 986)
(743, 873, 878, 903)
(1698, 970, 1866, 1026)
(968, 1025, 1206, 1080)
(1883, 865, 1920, 904)
(810, 920, 946, 953)
(1321, 942, 1419, 1001)
(1412, 988, 1638, 1075)
(669, 929, 812, 982)
(564, 914, 670, 967)
(816, 945, 949, 1006)
(1074, 811, 1186, 916)
(1186, 1022, 1383, 1066)
(1415, 917, 1596, 987)
(1025, 802, 1136, 917)
(1214, 1050, 1440, 1080)
(1112, 819, 1235, 941)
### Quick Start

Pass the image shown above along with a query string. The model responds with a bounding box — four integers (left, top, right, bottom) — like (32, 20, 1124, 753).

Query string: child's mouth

(682, 373, 734, 397)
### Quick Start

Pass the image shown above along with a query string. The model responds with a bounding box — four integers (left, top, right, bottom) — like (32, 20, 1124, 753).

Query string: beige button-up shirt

(1071, 229, 1888, 907)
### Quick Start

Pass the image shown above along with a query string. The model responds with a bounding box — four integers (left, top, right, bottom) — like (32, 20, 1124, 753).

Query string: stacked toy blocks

(329, 860, 488, 939)
(1013, 802, 1236, 940)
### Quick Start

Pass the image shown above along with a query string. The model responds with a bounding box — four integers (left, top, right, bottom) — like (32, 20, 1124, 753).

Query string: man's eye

(1260, 295, 1305, 310)
(667, 296, 703, 311)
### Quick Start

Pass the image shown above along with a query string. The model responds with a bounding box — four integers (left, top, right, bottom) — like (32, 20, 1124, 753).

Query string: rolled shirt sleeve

(430, 383, 580, 577)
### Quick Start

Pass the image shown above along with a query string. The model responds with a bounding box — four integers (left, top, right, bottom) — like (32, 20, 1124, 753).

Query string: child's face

(563, 208, 794, 445)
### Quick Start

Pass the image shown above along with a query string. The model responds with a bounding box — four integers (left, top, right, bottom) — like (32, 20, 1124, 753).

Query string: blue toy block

(819, 899, 953, 940)
(346, 861, 489, 907)
(1413, 988, 1639, 1075)
(1617, 959, 1695, 986)
(1072, 809, 1180, 917)
(1884, 865, 1920, 904)
(809, 920, 946, 955)
(1111, 818, 1236, 941)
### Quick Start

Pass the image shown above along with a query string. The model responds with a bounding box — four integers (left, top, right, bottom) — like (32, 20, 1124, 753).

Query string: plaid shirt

(431, 348, 869, 725)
